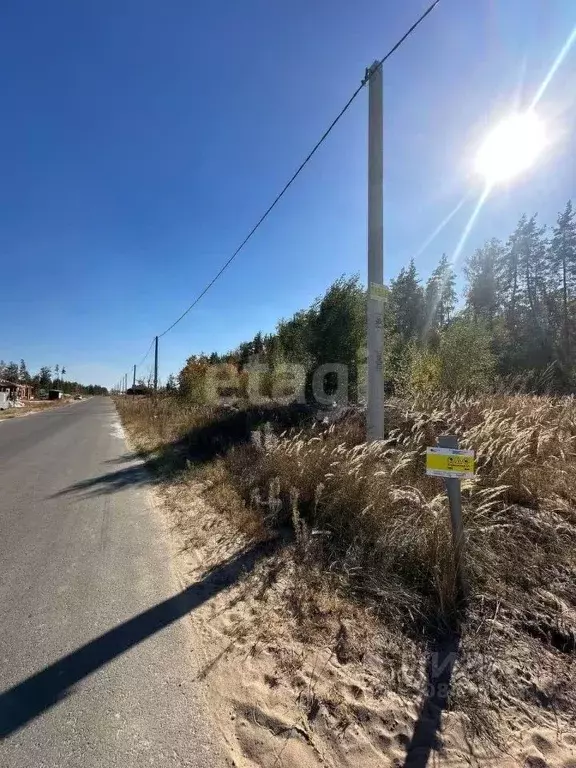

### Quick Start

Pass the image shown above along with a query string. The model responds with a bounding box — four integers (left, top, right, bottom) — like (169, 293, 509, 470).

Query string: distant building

(48, 389, 64, 400)
(0, 378, 33, 401)
(126, 386, 150, 396)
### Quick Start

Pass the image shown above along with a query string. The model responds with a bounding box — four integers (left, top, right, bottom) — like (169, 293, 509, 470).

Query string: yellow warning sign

(426, 447, 475, 479)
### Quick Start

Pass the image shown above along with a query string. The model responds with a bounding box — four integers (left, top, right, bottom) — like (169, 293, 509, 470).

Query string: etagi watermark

(388, 649, 499, 700)
(197, 354, 370, 407)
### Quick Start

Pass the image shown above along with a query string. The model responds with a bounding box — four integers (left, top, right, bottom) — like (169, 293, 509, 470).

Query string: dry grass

(115, 393, 576, 745)
(0, 399, 76, 420)
(212, 394, 576, 638)
(116, 393, 576, 629)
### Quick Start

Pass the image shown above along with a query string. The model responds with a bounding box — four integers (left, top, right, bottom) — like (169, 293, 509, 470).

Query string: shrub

(438, 318, 495, 395)
(406, 346, 442, 396)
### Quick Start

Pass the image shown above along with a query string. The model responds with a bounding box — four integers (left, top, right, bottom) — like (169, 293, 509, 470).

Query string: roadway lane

(0, 398, 223, 767)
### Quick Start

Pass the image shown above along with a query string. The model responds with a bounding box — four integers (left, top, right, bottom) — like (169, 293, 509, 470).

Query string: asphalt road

(0, 398, 223, 767)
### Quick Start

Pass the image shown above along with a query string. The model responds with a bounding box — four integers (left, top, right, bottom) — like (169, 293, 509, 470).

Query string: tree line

(175, 200, 576, 400)
(0, 360, 108, 397)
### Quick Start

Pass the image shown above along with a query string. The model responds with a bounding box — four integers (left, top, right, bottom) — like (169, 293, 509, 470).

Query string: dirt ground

(151, 473, 576, 768)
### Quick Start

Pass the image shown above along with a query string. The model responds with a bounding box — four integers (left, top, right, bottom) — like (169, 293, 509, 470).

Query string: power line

(136, 338, 155, 369)
(154, 0, 441, 340)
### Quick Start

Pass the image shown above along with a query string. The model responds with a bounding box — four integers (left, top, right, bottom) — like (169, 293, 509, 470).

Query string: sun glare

(475, 112, 546, 184)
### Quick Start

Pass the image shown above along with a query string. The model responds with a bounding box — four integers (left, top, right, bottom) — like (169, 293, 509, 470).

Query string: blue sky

(1, 0, 575, 388)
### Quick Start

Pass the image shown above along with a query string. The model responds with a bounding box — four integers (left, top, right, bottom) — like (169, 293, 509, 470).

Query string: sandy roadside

(0, 398, 86, 421)
(144, 472, 576, 768)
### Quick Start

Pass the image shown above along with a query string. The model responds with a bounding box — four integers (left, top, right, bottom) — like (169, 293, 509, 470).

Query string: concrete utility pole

(132, 365, 136, 389)
(366, 61, 385, 441)
(154, 336, 159, 393)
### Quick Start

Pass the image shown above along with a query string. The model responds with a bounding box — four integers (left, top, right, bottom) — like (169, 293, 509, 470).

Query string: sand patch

(151, 475, 576, 768)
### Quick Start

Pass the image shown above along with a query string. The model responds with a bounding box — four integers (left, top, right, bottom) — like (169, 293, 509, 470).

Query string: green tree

(501, 216, 524, 341)
(519, 216, 548, 328)
(308, 275, 366, 402)
(495, 214, 552, 377)
(18, 359, 31, 383)
(4, 361, 19, 382)
(390, 259, 424, 343)
(549, 200, 576, 365)
(40, 366, 52, 390)
(277, 309, 315, 368)
(464, 238, 503, 325)
(237, 341, 253, 369)
(424, 254, 456, 340)
(517, 215, 553, 373)
(438, 318, 495, 394)
(252, 332, 264, 355)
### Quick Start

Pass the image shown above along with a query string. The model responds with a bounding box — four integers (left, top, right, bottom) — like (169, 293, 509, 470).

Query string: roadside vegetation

(116, 203, 576, 767)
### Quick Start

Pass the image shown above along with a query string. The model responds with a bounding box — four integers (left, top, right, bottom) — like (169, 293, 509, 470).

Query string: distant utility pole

(132, 365, 136, 389)
(154, 336, 159, 394)
(366, 61, 384, 441)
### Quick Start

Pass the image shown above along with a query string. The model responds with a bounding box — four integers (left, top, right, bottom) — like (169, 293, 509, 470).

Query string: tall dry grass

(225, 394, 576, 636)
(115, 393, 576, 647)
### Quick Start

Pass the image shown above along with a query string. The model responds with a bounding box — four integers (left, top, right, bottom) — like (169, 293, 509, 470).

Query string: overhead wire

(153, 0, 441, 340)
(135, 338, 155, 371)
(125, 0, 441, 386)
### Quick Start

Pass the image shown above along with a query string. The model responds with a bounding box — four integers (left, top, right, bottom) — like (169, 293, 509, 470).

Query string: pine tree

(519, 216, 548, 324)
(390, 259, 425, 342)
(501, 216, 526, 341)
(38, 366, 52, 391)
(18, 359, 30, 383)
(309, 276, 365, 401)
(424, 254, 456, 333)
(252, 332, 264, 355)
(237, 341, 254, 369)
(518, 215, 552, 370)
(4, 361, 19, 382)
(464, 238, 503, 325)
(549, 200, 576, 364)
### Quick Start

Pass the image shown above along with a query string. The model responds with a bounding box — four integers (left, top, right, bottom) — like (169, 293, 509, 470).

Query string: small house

(0, 378, 33, 401)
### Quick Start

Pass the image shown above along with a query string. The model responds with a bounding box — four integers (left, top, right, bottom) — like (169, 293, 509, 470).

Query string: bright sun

(475, 112, 546, 184)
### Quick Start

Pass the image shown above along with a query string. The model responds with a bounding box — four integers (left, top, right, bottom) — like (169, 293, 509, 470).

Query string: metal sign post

(426, 435, 473, 599)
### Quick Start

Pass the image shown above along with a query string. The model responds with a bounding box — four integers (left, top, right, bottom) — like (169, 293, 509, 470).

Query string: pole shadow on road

(0, 538, 280, 739)
(49, 463, 153, 498)
(50, 403, 321, 501)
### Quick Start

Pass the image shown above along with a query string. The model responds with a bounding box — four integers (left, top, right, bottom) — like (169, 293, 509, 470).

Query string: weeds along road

(0, 397, 223, 767)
